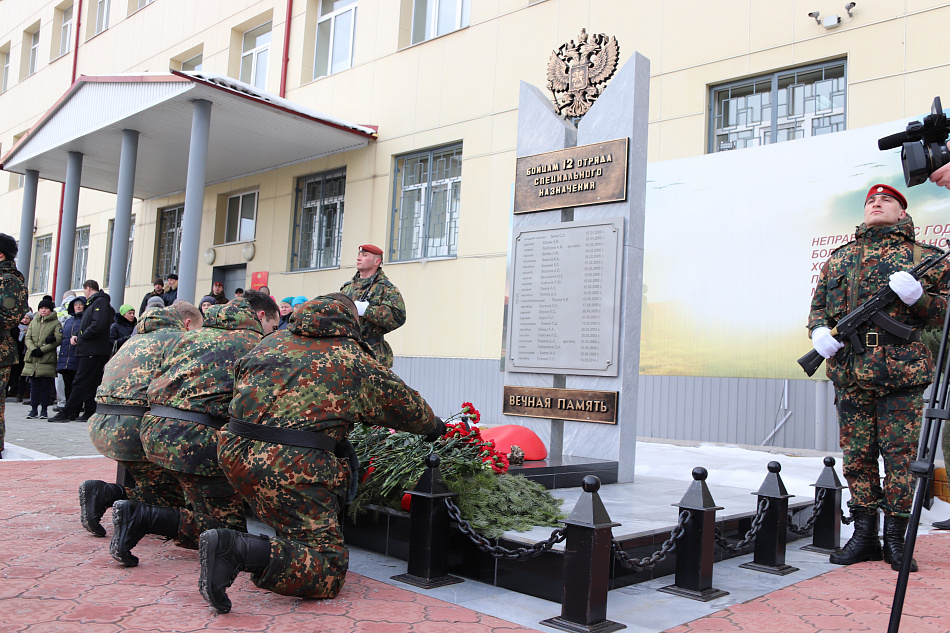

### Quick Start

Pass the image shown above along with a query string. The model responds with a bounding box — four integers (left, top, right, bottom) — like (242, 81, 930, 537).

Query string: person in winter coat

(110, 305, 137, 353)
(22, 298, 63, 419)
(58, 296, 86, 408)
(48, 280, 114, 423)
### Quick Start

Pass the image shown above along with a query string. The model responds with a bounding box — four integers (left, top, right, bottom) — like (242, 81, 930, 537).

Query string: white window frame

(71, 226, 90, 290)
(291, 169, 346, 271)
(59, 5, 74, 57)
(95, 0, 110, 34)
(181, 53, 202, 72)
(239, 22, 271, 89)
(31, 235, 52, 294)
(28, 30, 40, 75)
(411, 0, 470, 45)
(155, 204, 183, 278)
(1, 50, 9, 92)
(390, 143, 462, 261)
(138, 0, 154, 9)
(709, 59, 847, 153)
(224, 191, 258, 243)
(314, 0, 357, 79)
(105, 216, 134, 287)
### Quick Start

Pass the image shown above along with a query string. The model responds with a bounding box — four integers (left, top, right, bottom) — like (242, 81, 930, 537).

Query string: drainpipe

(279, 0, 293, 97)
(51, 0, 83, 296)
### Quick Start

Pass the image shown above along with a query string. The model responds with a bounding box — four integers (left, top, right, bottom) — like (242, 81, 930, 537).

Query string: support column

(55, 152, 83, 301)
(177, 99, 212, 305)
(16, 169, 39, 279)
(108, 129, 139, 311)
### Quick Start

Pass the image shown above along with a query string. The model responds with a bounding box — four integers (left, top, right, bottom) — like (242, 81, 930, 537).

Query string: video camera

(878, 96, 950, 187)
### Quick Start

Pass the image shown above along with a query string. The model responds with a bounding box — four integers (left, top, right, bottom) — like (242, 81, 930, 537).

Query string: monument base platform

(342, 473, 816, 603)
(507, 454, 619, 489)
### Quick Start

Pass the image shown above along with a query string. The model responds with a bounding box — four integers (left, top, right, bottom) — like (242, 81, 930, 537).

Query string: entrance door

(212, 264, 247, 300)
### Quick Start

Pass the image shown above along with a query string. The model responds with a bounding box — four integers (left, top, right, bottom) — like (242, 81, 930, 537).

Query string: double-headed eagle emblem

(546, 29, 620, 118)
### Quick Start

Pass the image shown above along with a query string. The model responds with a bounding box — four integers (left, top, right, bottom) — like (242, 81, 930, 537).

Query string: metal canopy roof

(0, 71, 377, 200)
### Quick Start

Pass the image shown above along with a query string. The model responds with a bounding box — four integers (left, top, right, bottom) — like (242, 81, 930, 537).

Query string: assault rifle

(798, 248, 950, 377)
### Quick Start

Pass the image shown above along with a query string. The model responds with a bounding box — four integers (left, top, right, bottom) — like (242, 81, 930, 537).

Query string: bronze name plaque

(503, 386, 618, 424)
(515, 138, 628, 214)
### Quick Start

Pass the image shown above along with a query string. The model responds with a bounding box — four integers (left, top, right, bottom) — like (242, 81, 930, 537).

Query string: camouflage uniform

(218, 295, 438, 598)
(88, 307, 188, 507)
(0, 260, 29, 454)
(139, 300, 265, 548)
(809, 216, 950, 517)
(340, 268, 405, 367)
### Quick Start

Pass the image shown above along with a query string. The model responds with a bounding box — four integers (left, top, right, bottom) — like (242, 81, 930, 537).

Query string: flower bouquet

(350, 402, 564, 538)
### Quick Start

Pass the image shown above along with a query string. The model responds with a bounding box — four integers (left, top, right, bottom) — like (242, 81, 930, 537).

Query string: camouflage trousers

(0, 366, 8, 453)
(172, 470, 247, 550)
(836, 383, 923, 518)
(118, 459, 186, 508)
(218, 430, 350, 598)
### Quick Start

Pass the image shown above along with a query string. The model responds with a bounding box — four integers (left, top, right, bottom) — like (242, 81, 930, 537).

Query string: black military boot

(198, 529, 271, 614)
(829, 509, 883, 565)
(109, 500, 180, 567)
(883, 514, 918, 572)
(79, 480, 127, 537)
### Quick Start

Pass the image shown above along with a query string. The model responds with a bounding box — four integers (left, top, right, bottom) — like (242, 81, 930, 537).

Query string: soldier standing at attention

(198, 293, 444, 613)
(809, 184, 950, 572)
(339, 244, 405, 368)
(78, 302, 202, 537)
(0, 233, 29, 459)
(109, 291, 279, 566)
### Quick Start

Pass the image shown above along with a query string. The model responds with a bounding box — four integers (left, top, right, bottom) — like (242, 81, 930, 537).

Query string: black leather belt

(95, 403, 150, 416)
(228, 418, 338, 451)
(860, 329, 921, 348)
(149, 404, 227, 429)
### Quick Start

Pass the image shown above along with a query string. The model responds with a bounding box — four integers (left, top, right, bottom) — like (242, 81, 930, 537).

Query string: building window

(411, 0, 469, 45)
(710, 59, 846, 153)
(59, 5, 73, 57)
(28, 29, 40, 76)
(71, 226, 90, 290)
(95, 0, 110, 34)
(314, 0, 356, 79)
(1, 48, 10, 92)
(136, 0, 155, 9)
(105, 216, 134, 286)
(182, 53, 202, 72)
(155, 205, 183, 278)
(225, 192, 258, 243)
(240, 22, 271, 89)
(391, 143, 461, 261)
(31, 236, 52, 294)
(291, 169, 345, 270)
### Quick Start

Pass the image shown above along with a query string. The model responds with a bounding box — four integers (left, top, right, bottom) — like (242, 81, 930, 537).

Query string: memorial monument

(503, 32, 649, 483)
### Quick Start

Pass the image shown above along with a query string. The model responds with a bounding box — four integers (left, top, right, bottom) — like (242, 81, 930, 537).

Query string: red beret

(359, 244, 383, 256)
(866, 184, 907, 209)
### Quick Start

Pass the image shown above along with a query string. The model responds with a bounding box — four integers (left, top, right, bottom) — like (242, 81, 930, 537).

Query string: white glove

(889, 271, 923, 305)
(812, 327, 844, 359)
(354, 301, 369, 316)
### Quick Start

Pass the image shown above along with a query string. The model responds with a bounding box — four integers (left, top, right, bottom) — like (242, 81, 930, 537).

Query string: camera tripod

(887, 296, 950, 632)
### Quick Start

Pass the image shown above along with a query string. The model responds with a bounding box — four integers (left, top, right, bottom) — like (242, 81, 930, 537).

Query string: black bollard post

(739, 461, 799, 575)
(658, 468, 729, 602)
(541, 475, 626, 633)
(391, 454, 464, 589)
(801, 456, 847, 554)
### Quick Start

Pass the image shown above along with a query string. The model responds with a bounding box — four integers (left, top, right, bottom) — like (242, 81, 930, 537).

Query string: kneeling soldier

(199, 293, 444, 613)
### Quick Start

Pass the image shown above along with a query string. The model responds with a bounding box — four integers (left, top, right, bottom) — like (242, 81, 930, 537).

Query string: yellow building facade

(2, 0, 949, 369)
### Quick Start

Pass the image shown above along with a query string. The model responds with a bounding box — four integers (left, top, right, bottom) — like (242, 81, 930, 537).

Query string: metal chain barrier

(445, 497, 566, 561)
(611, 510, 690, 572)
(714, 497, 770, 553)
(787, 488, 828, 535)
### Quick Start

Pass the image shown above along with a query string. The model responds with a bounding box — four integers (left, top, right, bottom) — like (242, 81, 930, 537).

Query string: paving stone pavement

(3, 399, 950, 633)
